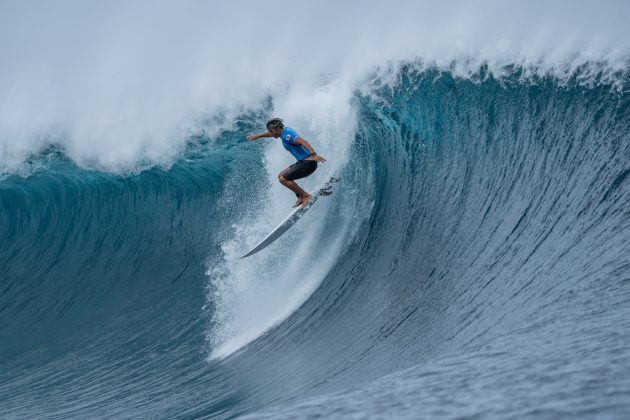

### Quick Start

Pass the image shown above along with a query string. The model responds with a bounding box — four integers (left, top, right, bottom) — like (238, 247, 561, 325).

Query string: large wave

(1, 1, 630, 419)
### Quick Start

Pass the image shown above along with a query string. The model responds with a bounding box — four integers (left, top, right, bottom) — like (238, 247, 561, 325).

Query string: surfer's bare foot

(292, 197, 302, 207)
(299, 193, 312, 208)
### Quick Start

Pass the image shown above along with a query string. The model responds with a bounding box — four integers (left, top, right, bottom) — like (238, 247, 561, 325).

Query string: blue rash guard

(281, 127, 311, 161)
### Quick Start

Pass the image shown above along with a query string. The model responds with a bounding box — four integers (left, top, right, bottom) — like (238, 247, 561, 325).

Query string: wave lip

(2, 0, 629, 174)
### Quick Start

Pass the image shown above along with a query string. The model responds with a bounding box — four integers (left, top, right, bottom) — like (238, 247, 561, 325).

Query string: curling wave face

(1, 67, 629, 418)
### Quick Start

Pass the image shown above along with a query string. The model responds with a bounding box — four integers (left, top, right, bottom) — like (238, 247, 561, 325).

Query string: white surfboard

(241, 176, 338, 258)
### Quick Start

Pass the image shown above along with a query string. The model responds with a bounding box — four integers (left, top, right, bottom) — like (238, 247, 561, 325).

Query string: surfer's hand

(313, 154, 327, 163)
(246, 134, 257, 141)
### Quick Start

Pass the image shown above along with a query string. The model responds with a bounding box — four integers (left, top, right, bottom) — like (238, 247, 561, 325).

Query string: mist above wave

(1, 0, 628, 173)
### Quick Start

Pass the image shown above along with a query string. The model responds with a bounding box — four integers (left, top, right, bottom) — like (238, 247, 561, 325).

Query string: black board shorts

(284, 159, 317, 181)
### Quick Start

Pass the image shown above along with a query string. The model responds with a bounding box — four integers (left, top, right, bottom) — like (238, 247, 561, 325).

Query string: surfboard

(241, 176, 337, 258)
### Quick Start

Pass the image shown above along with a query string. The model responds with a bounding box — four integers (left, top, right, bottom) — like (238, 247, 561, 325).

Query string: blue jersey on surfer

(247, 118, 327, 208)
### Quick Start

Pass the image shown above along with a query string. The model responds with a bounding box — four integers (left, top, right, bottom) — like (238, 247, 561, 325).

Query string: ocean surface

(1, 2, 630, 419)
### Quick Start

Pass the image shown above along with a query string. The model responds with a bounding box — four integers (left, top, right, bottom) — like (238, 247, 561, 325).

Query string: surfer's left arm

(247, 131, 272, 141)
(295, 137, 326, 162)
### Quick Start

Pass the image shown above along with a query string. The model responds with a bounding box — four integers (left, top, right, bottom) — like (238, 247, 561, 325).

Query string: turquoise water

(1, 67, 629, 418)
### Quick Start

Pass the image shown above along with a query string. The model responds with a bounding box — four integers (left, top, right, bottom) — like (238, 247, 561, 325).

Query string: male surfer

(247, 118, 326, 208)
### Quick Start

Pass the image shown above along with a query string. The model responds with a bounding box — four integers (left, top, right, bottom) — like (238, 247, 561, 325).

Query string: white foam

(206, 81, 359, 359)
(1, 0, 628, 172)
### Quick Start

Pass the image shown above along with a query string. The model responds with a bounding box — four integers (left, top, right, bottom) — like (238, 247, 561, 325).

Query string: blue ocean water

(1, 67, 629, 419)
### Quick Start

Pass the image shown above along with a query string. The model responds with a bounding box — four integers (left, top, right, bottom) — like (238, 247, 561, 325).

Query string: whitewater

(1, 0, 629, 418)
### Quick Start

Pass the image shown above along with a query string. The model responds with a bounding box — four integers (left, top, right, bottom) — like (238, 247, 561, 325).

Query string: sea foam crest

(0, 0, 628, 173)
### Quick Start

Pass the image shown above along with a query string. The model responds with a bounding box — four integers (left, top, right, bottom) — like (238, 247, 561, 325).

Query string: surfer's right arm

(247, 131, 272, 141)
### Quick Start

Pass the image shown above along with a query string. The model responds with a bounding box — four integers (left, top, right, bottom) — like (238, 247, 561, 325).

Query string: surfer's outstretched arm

(247, 131, 272, 141)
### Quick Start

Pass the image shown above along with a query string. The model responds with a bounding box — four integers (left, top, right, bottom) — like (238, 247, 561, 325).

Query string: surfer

(247, 118, 327, 208)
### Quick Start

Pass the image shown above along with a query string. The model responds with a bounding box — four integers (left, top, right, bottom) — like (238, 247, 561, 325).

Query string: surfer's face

(268, 127, 282, 137)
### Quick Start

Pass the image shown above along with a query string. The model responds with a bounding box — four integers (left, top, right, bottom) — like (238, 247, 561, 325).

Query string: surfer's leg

(298, 191, 313, 208)
(283, 160, 317, 182)
(279, 174, 308, 197)
(279, 175, 311, 208)
(279, 166, 304, 207)
(280, 178, 311, 208)
(280, 160, 317, 208)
